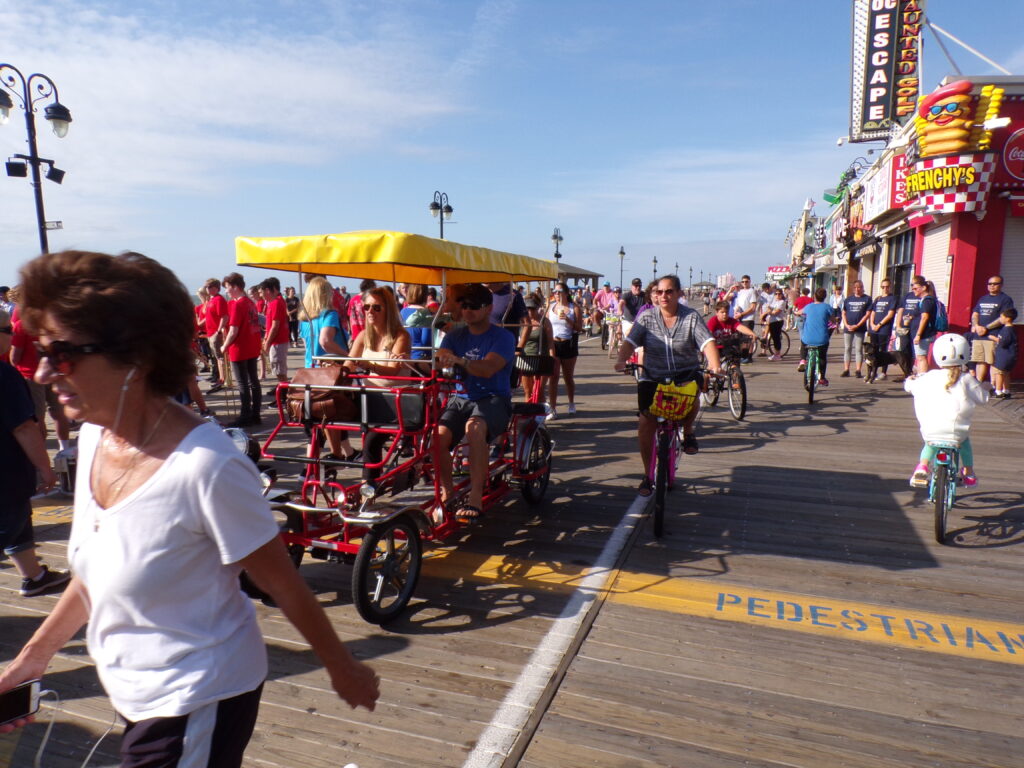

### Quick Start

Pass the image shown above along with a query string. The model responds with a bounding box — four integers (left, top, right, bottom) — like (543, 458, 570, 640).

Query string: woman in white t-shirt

(0, 251, 378, 766)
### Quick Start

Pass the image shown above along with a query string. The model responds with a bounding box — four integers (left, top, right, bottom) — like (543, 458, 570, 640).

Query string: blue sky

(2, 0, 1022, 292)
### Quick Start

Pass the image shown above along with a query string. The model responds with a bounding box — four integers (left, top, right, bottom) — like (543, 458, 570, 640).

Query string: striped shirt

(626, 305, 714, 382)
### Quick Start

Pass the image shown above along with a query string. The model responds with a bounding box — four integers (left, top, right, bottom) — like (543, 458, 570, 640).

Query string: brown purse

(286, 366, 358, 423)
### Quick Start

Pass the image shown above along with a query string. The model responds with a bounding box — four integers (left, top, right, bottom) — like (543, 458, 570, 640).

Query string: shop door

(1001, 217, 1024, 315)
(921, 221, 952, 304)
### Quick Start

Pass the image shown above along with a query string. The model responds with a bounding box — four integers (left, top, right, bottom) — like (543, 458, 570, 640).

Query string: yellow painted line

(425, 551, 1024, 665)
(30, 498, 74, 523)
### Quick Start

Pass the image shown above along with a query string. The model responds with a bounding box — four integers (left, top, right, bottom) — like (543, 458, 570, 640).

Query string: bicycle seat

(511, 402, 546, 416)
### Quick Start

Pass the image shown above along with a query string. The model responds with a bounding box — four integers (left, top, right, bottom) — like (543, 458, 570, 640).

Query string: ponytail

(944, 366, 963, 392)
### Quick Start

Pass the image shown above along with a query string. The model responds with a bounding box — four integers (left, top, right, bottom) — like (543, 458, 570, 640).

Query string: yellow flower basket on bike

(648, 380, 699, 421)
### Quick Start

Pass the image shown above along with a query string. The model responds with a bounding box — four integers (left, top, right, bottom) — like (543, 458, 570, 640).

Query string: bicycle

(804, 345, 825, 404)
(623, 363, 698, 537)
(606, 315, 623, 358)
(756, 326, 790, 357)
(700, 337, 747, 420)
(927, 441, 960, 545)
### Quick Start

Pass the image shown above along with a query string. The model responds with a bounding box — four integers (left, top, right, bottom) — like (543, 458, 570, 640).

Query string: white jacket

(904, 369, 989, 444)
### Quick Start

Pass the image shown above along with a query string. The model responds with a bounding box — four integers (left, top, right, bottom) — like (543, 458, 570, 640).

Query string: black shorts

(552, 336, 578, 360)
(439, 395, 512, 444)
(119, 683, 263, 768)
(637, 370, 703, 414)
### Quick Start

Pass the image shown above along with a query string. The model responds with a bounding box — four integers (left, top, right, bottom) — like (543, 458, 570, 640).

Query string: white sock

(58, 439, 70, 451)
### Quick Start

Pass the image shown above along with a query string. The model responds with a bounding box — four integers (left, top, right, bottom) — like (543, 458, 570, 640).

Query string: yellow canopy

(235, 230, 558, 284)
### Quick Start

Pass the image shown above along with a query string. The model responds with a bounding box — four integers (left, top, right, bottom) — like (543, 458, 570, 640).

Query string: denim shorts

(913, 335, 935, 357)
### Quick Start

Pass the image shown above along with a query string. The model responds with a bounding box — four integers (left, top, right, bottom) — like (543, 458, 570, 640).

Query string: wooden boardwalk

(2, 340, 1023, 767)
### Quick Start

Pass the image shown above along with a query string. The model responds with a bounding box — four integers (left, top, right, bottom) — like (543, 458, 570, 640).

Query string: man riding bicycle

(614, 275, 721, 496)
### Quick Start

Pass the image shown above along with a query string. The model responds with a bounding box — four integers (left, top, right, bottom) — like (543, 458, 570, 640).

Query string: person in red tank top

(221, 273, 263, 427)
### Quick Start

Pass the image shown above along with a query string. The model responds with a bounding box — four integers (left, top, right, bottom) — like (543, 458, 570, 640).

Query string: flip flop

(455, 503, 483, 522)
(637, 477, 653, 497)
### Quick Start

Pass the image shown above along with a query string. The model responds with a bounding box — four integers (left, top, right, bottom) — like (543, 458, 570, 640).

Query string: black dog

(863, 339, 912, 383)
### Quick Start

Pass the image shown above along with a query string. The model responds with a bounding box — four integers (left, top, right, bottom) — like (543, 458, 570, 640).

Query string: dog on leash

(863, 339, 912, 383)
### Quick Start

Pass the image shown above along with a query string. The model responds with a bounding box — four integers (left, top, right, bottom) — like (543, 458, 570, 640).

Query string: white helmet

(932, 333, 969, 367)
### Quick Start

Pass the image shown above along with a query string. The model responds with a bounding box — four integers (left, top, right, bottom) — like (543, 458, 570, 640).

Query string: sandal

(637, 477, 653, 497)
(455, 503, 483, 522)
(682, 433, 699, 455)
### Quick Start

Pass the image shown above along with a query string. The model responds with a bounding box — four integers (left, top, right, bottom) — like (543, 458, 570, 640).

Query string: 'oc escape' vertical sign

(849, 0, 924, 143)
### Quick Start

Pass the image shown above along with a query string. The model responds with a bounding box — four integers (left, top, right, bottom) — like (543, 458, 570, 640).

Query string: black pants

(231, 357, 261, 421)
(288, 319, 299, 342)
(869, 329, 893, 372)
(799, 342, 829, 377)
(768, 321, 783, 352)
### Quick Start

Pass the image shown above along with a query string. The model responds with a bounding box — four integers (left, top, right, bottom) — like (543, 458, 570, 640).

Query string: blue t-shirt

(800, 302, 832, 347)
(910, 295, 936, 338)
(994, 324, 1018, 371)
(1, 361, 38, 504)
(972, 292, 1015, 330)
(300, 309, 348, 368)
(899, 292, 921, 333)
(440, 324, 515, 400)
(842, 294, 872, 328)
(871, 294, 899, 327)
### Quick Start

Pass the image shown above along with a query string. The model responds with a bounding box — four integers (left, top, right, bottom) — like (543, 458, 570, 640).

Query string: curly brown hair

(19, 250, 195, 396)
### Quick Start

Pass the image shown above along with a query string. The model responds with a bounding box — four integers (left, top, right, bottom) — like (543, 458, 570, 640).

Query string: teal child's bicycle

(804, 345, 825, 404)
(927, 440, 960, 545)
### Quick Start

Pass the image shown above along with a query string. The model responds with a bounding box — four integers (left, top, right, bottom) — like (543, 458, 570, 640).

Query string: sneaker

(20, 565, 71, 597)
(818, 378, 829, 387)
(961, 472, 978, 487)
(545, 408, 557, 422)
(877, 371, 887, 380)
(840, 370, 850, 378)
(855, 370, 863, 379)
(567, 403, 576, 415)
(769, 354, 782, 361)
(208, 382, 225, 394)
(909, 463, 929, 488)
(797, 361, 806, 372)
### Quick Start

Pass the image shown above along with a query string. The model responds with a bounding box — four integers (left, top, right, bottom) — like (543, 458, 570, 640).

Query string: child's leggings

(920, 438, 973, 467)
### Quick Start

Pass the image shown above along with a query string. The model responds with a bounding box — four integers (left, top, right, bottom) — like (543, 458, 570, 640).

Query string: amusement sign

(849, 0, 923, 142)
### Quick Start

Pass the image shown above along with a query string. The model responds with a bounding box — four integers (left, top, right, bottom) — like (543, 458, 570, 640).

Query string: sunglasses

(34, 340, 104, 375)
(459, 301, 486, 311)
(988, 282, 1002, 286)
(362, 303, 384, 312)
(929, 103, 960, 116)
(653, 289, 676, 295)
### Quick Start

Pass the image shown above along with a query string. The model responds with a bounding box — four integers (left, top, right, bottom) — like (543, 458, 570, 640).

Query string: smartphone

(0, 680, 41, 726)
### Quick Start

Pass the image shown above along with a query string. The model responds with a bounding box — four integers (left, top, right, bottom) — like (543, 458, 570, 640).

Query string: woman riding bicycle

(614, 275, 721, 496)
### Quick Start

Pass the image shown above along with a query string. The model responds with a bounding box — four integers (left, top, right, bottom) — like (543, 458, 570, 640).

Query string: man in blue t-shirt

(841, 280, 872, 378)
(799, 288, 833, 385)
(970, 274, 1015, 385)
(436, 283, 515, 520)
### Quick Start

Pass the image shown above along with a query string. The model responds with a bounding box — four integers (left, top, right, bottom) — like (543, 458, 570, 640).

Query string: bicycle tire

(728, 367, 747, 420)
(771, 330, 791, 357)
(653, 430, 670, 538)
(933, 463, 949, 545)
(601, 321, 609, 350)
(352, 514, 422, 624)
(806, 352, 816, 404)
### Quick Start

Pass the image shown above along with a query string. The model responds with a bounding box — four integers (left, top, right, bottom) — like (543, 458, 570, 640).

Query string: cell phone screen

(0, 681, 40, 724)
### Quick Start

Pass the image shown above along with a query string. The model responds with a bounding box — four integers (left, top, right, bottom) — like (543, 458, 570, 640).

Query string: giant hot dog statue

(913, 80, 1005, 158)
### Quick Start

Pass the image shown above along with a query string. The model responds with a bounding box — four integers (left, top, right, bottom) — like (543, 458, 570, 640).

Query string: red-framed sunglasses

(33, 340, 104, 375)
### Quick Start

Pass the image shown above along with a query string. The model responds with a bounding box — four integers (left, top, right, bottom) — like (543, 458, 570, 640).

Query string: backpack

(934, 300, 949, 333)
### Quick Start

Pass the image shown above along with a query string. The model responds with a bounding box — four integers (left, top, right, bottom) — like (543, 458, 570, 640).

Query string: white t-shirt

(69, 421, 280, 720)
(904, 369, 989, 444)
(733, 288, 758, 320)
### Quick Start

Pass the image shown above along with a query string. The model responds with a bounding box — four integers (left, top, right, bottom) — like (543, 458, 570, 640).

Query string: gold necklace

(94, 400, 172, 528)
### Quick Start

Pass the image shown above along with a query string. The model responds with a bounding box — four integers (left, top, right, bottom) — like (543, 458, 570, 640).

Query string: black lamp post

(618, 246, 625, 290)
(551, 227, 563, 265)
(1, 63, 72, 254)
(428, 191, 453, 239)
(652, 255, 658, 281)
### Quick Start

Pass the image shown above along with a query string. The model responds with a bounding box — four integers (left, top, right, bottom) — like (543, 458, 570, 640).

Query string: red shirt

(256, 299, 267, 315)
(264, 295, 290, 345)
(194, 304, 206, 338)
(227, 296, 262, 362)
(794, 296, 814, 312)
(205, 294, 228, 337)
(9, 307, 39, 379)
(706, 315, 741, 342)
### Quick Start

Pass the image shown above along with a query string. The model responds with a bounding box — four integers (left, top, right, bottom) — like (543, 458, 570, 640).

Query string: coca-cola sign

(1003, 128, 1024, 181)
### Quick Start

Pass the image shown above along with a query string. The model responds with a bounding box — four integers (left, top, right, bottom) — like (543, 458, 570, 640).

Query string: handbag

(286, 366, 358, 423)
(648, 380, 698, 421)
(515, 353, 555, 376)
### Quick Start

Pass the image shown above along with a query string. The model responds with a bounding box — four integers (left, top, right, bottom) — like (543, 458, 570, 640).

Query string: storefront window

(888, 230, 916, 298)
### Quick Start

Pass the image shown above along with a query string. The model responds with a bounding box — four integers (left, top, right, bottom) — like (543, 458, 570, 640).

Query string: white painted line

(461, 493, 649, 767)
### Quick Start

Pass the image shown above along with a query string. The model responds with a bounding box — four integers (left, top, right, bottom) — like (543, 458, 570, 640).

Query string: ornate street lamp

(652, 255, 658, 281)
(618, 246, 625, 290)
(428, 190, 453, 239)
(551, 227, 563, 263)
(1, 63, 72, 254)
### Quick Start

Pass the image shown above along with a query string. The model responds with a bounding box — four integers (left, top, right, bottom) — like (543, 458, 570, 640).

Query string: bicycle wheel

(352, 514, 422, 624)
(728, 366, 747, 420)
(520, 426, 553, 504)
(933, 464, 950, 544)
(770, 330, 791, 357)
(653, 430, 670, 538)
(806, 352, 816, 404)
(600, 320, 609, 350)
(701, 375, 721, 407)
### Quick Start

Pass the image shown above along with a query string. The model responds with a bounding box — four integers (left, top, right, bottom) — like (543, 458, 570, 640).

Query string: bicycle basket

(648, 380, 698, 421)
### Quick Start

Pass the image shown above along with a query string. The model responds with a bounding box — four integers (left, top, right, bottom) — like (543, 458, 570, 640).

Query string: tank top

(362, 345, 403, 388)
(548, 303, 574, 340)
(522, 325, 543, 356)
